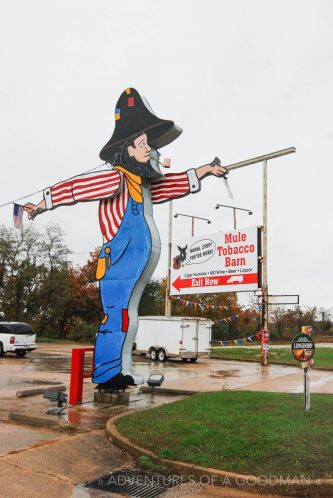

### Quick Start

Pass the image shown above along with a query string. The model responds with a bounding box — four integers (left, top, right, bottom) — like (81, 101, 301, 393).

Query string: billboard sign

(170, 226, 260, 295)
(256, 294, 299, 305)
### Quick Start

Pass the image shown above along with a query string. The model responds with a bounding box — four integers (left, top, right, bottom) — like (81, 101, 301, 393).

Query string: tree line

(0, 224, 330, 343)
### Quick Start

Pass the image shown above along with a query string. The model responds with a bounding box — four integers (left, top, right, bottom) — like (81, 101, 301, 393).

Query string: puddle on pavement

(0, 377, 63, 388)
(23, 354, 71, 373)
(24, 354, 89, 374)
(209, 369, 239, 378)
(62, 391, 186, 430)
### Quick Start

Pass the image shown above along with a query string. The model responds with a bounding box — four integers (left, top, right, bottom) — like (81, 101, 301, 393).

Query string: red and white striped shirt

(43, 168, 199, 242)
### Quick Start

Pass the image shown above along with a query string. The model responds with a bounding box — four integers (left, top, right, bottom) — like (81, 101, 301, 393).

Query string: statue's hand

(196, 163, 228, 179)
(24, 200, 46, 220)
(24, 202, 36, 220)
(210, 164, 228, 177)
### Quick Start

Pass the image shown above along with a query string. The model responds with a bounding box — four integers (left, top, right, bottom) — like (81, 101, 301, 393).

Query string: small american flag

(13, 203, 24, 230)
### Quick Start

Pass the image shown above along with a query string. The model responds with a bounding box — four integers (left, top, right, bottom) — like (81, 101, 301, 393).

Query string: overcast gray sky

(1, 0, 332, 309)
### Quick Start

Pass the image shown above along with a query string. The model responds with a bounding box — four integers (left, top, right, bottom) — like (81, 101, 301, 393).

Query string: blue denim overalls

(92, 196, 151, 384)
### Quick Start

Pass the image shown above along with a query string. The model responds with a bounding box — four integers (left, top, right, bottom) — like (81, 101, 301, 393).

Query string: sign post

(261, 328, 270, 366)
(291, 333, 315, 412)
(304, 366, 310, 411)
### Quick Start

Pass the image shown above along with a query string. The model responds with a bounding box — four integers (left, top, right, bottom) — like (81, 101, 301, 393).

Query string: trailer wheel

(157, 349, 166, 362)
(181, 358, 188, 362)
(0, 343, 4, 357)
(190, 358, 197, 363)
(149, 348, 157, 361)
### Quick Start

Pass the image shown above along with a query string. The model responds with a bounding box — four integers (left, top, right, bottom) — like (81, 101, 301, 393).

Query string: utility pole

(261, 159, 268, 365)
(225, 147, 296, 366)
(165, 200, 173, 317)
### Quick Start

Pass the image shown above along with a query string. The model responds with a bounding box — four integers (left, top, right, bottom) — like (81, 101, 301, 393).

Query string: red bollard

(69, 347, 94, 405)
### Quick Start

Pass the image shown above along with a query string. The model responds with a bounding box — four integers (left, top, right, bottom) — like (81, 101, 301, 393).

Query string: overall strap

(113, 166, 143, 203)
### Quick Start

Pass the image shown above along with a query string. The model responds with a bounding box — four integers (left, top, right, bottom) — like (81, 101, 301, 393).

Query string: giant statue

(24, 88, 227, 389)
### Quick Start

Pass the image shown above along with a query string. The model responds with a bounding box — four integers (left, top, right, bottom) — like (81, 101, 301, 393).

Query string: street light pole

(167, 212, 211, 315)
(174, 213, 211, 238)
(215, 204, 253, 230)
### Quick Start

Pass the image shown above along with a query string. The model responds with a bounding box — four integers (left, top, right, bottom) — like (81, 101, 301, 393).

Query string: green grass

(116, 391, 333, 478)
(36, 337, 93, 344)
(211, 347, 333, 368)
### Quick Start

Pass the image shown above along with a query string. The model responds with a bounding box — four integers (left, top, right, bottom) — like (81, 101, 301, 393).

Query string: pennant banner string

(211, 332, 262, 346)
(171, 295, 255, 314)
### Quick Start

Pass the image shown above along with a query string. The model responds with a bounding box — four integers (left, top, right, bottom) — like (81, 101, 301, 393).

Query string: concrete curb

(138, 386, 196, 396)
(106, 412, 333, 497)
(9, 412, 79, 432)
(210, 356, 333, 371)
(16, 385, 67, 398)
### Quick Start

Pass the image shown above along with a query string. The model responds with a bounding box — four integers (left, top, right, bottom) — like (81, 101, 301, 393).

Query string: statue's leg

(93, 198, 151, 384)
(92, 254, 137, 384)
(121, 226, 161, 382)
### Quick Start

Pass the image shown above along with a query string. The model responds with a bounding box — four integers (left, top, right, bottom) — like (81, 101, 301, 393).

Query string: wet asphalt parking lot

(0, 343, 330, 497)
(1, 343, 333, 402)
(1, 342, 333, 428)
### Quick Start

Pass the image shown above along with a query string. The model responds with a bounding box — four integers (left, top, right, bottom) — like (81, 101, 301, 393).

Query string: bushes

(66, 317, 97, 343)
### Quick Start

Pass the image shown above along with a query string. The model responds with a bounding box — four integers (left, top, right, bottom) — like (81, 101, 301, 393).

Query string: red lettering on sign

(224, 232, 247, 244)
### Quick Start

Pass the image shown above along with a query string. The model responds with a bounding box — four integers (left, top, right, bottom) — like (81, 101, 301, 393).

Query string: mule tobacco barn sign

(171, 226, 260, 295)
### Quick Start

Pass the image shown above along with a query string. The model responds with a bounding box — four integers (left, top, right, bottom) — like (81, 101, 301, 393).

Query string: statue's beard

(112, 143, 164, 181)
(124, 154, 163, 180)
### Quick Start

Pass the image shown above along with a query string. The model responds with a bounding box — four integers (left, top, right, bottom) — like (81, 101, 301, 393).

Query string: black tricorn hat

(99, 87, 182, 161)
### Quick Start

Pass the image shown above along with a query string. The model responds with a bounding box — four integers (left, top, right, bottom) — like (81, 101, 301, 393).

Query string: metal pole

(261, 159, 268, 366)
(226, 147, 296, 171)
(304, 367, 307, 411)
(191, 217, 195, 237)
(233, 208, 237, 230)
(304, 366, 310, 411)
(218, 147, 295, 366)
(165, 200, 173, 316)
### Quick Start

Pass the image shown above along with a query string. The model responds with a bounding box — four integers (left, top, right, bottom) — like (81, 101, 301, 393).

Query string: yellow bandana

(113, 166, 143, 203)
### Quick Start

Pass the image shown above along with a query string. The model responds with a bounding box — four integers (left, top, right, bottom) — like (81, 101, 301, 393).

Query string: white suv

(0, 322, 37, 357)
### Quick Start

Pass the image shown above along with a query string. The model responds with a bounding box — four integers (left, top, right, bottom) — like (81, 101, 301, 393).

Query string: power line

(0, 162, 108, 209)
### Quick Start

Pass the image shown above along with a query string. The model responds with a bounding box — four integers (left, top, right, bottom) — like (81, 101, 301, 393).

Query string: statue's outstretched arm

(24, 169, 122, 218)
(151, 163, 227, 204)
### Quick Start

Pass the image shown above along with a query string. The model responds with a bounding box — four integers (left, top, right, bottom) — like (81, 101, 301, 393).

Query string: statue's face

(127, 134, 151, 163)
(125, 133, 163, 180)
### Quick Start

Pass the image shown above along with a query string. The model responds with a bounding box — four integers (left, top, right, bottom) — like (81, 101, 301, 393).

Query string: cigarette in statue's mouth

(152, 157, 171, 168)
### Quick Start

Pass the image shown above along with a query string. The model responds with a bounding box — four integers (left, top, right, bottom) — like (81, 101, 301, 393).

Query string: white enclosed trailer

(135, 316, 212, 362)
